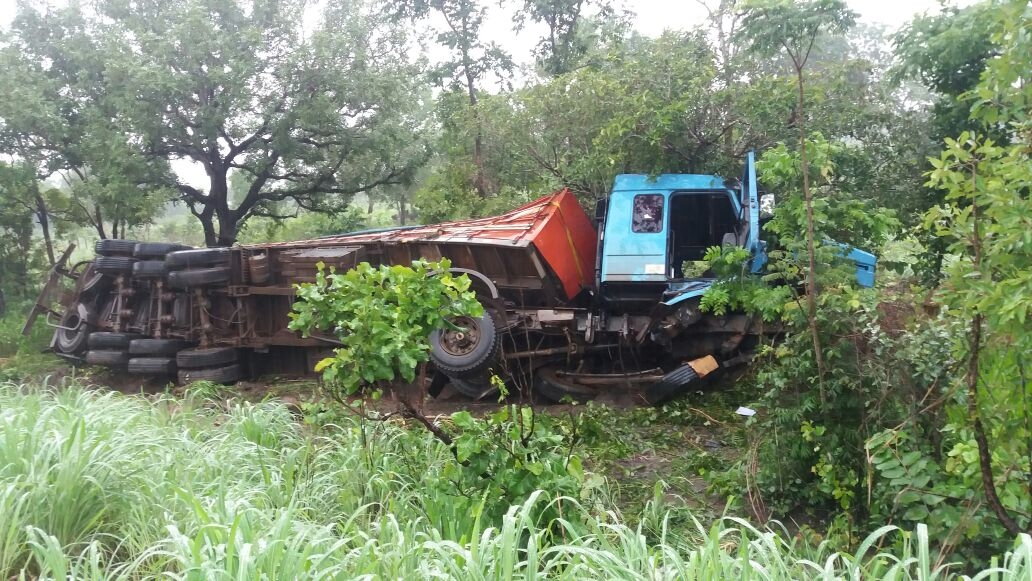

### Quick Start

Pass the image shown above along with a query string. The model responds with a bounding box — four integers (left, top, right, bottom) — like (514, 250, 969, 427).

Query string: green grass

(0, 379, 1029, 579)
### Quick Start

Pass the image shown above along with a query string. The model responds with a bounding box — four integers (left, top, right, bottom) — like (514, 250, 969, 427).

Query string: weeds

(0, 379, 1028, 578)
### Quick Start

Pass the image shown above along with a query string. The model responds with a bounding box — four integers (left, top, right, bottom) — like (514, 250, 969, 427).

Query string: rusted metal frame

(194, 288, 214, 346)
(22, 245, 77, 335)
(512, 191, 560, 245)
(504, 342, 618, 361)
(152, 280, 166, 338)
(113, 275, 134, 332)
(556, 368, 665, 385)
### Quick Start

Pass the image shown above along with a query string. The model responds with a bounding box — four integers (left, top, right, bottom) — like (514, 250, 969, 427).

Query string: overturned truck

(25, 153, 876, 404)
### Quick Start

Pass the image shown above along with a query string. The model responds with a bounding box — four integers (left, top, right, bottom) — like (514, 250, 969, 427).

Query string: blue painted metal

(662, 280, 714, 305)
(599, 152, 876, 305)
(741, 152, 759, 251)
(602, 173, 743, 283)
(741, 151, 769, 274)
(612, 173, 732, 200)
(600, 185, 669, 283)
(838, 244, 878, 288)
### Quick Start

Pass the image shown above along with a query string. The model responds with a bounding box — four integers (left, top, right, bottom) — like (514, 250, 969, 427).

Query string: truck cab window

(632, 194, 664, 233)
(669, 193, 740, 277)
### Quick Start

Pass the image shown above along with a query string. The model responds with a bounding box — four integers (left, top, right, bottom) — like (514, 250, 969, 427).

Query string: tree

(514, 0, 626, 76)
(0, 4, 174, 241)
(74, 0, 427, 247)
(737, 0, 856, 390)
(0, 163, 38, 300)
(390, 0, 513, 198)
(922, 1, 1032, 538)
(893, 1, 1001, 144)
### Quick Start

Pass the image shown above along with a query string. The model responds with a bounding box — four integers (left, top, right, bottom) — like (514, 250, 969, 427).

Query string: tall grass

(0, 378, 1029, 579)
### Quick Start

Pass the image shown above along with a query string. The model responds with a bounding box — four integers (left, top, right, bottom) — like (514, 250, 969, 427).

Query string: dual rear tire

(176, 347, 242, 385)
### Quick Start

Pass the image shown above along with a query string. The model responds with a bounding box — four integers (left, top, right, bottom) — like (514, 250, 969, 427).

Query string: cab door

(740, 151, 766, 273)
(740, 151, 759, 248)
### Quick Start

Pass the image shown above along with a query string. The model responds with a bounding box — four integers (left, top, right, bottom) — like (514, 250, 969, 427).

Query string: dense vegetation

(0, 379, 1029, 578)
(1, 0, 1032, 576)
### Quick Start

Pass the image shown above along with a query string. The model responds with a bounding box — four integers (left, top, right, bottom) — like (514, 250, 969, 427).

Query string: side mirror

(759, 193, 775, 220)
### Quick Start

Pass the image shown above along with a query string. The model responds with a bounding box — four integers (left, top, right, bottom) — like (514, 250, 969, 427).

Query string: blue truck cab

(596, 151, 875, 312)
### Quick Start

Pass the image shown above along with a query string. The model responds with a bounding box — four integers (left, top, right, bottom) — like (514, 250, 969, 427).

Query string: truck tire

(129, 338, 195, 356)
(80, 271, 112, 297)
(177, 346, 237, 369)
(85, 350, 131, 366)
(178, 364, 242, 385)
(134, 242, 192, 259)
(533, 366, 598, 404)
(168, 266, 230, 288)
(94, 239, 139, 257)
(165, 248, 231, 270)
(132, 260, 169, 279)
(449, 376, 499, 400)
(429, 309, 500, 378)
(54, 304, 92, 355)
(128, 357, 177, 374)
(94, 256, 136, 275)
(87, 332, 144, 351)
(644, 364, 700, 405)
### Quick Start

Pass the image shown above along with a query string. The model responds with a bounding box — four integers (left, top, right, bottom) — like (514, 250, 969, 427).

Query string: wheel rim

(56, 312, 83, 352)
(439, 316, 481, 357)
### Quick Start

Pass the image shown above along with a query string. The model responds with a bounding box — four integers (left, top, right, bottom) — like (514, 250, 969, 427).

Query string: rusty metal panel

(241, 190, 597, 303)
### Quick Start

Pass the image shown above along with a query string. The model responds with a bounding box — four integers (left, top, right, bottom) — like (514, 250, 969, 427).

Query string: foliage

(863, 3, 1032, 561)
(0, 5, 175, 240)
(1, 381, 1031, 578)
(893, 1, 1002, 144)
(703, 138, 902, 528)
(236, 206, 367, 244)
(0, 164, 44, 300)
(697, 245, 790, 322)
(0, 310, 51, 361)
(513, 0, 626, 76)
(1, 0, 429, 247)
(737, 0, 857, 64)
(288, 259, 482, 397)
(389, 0, 513, 198)
(444, 405, 585, 526)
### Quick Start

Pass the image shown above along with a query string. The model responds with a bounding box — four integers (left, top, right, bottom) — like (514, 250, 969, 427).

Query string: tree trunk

(32, 188, 56, 267)
(210, 168, 237, 247)
(202, 221, 219, 247)
(397, 194, 408, 226)
(94, 204, 107, 240)
(199, 205, 219, 247)
(216, 211, 238, 247)
(465, 65, 487, 198)
(796, 66, 826, 395)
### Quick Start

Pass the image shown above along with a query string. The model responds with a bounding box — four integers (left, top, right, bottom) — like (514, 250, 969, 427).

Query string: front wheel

(429, 308, 500, 378)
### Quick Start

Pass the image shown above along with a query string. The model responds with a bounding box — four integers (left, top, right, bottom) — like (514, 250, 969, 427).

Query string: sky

(0, 0, 973, 40)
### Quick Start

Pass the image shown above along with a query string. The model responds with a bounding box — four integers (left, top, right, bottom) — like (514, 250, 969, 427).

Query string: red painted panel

(530, 190, 598, 300)
(246, 189, 599, 301)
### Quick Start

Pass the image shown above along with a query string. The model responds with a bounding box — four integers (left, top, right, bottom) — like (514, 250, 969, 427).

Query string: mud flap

(644, 355, 719, 405)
